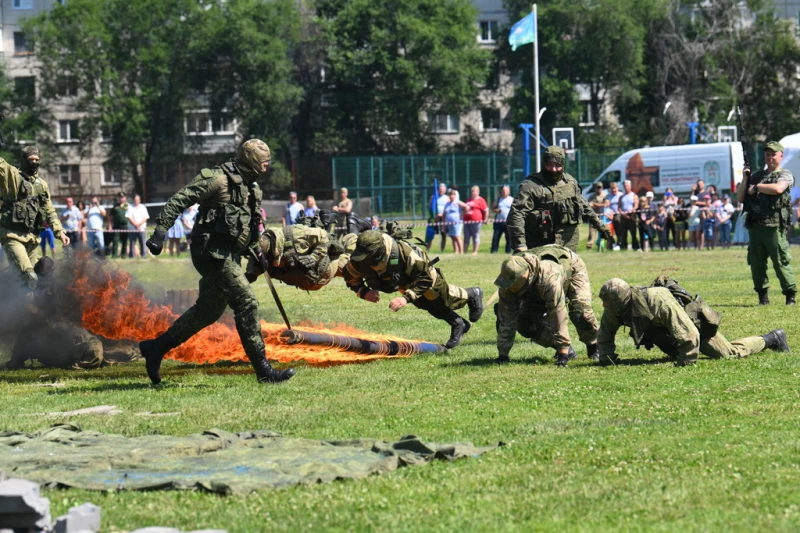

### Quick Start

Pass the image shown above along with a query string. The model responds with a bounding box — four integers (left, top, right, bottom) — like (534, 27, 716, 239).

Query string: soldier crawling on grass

(343, 230, 484, 349)
(493, 245, 598, 367)
(597, 277, 790, 366)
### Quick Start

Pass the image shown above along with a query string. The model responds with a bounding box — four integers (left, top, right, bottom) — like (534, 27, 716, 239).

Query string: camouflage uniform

(343, 230, 484, 349)
(8, 320, 104, 370)
(597, 278, 788, 366)
(494, 245, 598, 365)
(139, 140, 294, 385)
(742, 141, 796, 303)
(0, 147, 65, 289)
(258, 224, 336, 291)
(507, 146, 609, 252)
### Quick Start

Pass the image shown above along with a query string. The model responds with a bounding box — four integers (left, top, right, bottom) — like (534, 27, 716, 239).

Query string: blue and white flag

(508, 12, 536, 51)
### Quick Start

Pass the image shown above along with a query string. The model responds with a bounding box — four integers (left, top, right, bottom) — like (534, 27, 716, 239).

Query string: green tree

(0, 62, 52, 163)
(306, 0, 491, 154)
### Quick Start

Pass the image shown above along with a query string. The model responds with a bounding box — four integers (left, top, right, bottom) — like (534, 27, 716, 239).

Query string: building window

(480, 109, 501, 132)
(14, 77, 35, 101)
(13, 0, 34, 9)
(101, 164, 122, 186)
(479, 21, 499, 43)
(186, 112, 235, 135)
(429, 114, 460, 134)
(56, 75, 78, 97)
(59, 165, 80, 186)
(58, 120, 80, 142)
(13, 32, 29, 55)
(578, 102, 595, 127)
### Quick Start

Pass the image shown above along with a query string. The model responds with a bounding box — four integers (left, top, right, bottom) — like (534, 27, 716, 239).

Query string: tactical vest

(0, 174, 49, 234)
(362, 239, 431, 293)
(195, 163, 262, 256)
(743, 169, 793, 228)
(522, 173, 582, 247)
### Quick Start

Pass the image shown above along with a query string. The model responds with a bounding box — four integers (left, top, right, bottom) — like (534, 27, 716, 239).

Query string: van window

(600, 171, 621, 189)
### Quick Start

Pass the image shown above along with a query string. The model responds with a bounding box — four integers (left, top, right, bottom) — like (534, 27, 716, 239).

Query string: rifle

(0, 115, 5, 149)
(736, 106, 750, 178)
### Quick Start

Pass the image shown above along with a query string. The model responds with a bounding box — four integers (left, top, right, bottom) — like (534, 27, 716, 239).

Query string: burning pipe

(280, 329, 445, 356)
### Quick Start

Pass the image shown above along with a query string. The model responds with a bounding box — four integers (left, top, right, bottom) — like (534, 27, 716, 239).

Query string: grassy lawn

(1, 228, 799, 532)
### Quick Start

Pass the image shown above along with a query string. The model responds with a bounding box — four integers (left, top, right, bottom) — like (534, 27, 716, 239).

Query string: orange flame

(67, 254, 418, 366)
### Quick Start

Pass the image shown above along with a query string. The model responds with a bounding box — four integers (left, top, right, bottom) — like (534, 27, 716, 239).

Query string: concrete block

(53, 502, 101, 533)
(0, 478, 51, 529)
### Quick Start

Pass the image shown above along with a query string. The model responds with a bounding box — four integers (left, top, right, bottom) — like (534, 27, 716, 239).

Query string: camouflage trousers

(699, 332, 766, 362)
(167, 247, 265, 357)
(0, 230, 40, 289)
(747, 224, 796, 294)
(516, 254, 598, 348)
(407, 268, 468, 322)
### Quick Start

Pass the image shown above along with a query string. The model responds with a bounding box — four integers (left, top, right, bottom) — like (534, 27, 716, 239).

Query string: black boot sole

(468, 288, 485, 323)
(139, 340, 163, 385)
(258, 368, 297, 384)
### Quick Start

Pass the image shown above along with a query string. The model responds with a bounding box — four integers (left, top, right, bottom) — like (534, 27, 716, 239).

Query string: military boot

(466, 287, 485, 323)
(586, 342, 599, 362)
(786, 292, 796, 306)
(762, 329, 790, 352)
(555, 346, 577, 367)
(496, 354, 510, 364)
(247, 350, 296, 383)
(139, 331, 179, 385)
(756, 289, 769, 305)
(445, 313, 471, 349)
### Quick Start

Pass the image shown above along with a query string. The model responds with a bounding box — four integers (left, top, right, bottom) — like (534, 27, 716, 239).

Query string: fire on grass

(66, 254, 429, 366)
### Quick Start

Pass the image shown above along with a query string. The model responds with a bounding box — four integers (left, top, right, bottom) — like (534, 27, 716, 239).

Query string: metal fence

(331, 144, 766, 219)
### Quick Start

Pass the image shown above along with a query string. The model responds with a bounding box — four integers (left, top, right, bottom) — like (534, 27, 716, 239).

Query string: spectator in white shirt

(126, 195, 149, 258)
(85, 196, 107, 257)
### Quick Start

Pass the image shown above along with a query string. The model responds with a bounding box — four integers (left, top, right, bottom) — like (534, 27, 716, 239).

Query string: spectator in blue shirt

(282, 191, 303, 227)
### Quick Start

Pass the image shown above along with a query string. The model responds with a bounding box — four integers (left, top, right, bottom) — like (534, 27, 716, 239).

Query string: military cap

(543, 145, 565, 166)
(599, 278, 632, 314)
(22, 145, 40, 158)
(237, 139, 271, 177)
(765, 141, 784, 153)
(494, 256, 532, 293)
(350, 230, 386, 263)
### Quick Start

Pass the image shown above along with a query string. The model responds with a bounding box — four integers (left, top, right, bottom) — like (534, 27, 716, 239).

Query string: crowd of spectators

(584, 178, 797, 252)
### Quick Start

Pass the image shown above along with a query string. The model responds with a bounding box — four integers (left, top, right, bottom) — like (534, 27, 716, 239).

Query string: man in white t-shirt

(126, 195, 149, 258)
(85, 196, 107, 257)
(491, 185, 513, 253)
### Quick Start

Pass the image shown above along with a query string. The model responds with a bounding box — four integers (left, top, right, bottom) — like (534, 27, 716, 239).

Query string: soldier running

(494, 245, 598, 366)
(140, 139, 295, 385)
(343, 230, 484, 349)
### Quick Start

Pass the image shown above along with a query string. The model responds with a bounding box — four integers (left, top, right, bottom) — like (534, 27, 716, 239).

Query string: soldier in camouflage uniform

(494, 245, 598, 366)
(0, 146, 69, 289)
(738, 141, 797, 305)
(506, 146, 612, 252)
(597, 278, 790, 366)
(253, 224, 339, 291)
(343, 230, 484, 349)
(140, 139, 295, 385)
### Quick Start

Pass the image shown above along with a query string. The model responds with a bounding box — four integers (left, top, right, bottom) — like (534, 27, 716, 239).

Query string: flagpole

(533, 3, 540, 173)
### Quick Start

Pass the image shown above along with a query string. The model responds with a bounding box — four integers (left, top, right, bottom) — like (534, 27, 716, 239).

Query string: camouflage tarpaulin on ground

(0, 424, 498, 495)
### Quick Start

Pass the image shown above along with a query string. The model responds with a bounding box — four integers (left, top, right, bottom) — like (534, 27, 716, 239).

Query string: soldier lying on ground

(343, 230, 484, 349)
(4, 257, 140, 370)
(494, 245, 598, 366)
(597, 277, 790, 366)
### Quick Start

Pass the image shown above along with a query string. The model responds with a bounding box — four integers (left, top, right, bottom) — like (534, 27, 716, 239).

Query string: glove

(743, 165, 751, 180)
(245, 253, 266, 283)
(296, 255, 317, 269)
(146, 228, 167, 256)
(599, 226, 613, 241)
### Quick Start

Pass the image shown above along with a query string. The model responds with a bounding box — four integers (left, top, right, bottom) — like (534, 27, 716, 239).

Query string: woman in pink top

(462, 186, 488, 255)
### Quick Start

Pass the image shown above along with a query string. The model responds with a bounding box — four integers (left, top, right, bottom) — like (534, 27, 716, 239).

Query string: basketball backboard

(552, 127, 575, 151)
(717, 126, 737, 143)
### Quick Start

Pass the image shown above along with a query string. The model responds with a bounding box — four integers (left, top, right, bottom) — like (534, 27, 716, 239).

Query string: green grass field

(1, 230, 799, 532)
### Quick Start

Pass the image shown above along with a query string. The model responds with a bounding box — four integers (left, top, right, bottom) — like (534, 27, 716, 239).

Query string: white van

(582, 143, 745, 198)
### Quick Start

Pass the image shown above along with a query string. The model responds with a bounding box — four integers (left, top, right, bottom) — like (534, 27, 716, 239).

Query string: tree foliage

(305, 0, 491, 155)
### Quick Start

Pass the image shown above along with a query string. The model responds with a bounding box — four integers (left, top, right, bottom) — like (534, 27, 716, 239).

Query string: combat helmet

(236, 139, 271, 179)
(494, 255, 536, 293)
(599, 278, 632, 314)
(350, 230, 387, 264)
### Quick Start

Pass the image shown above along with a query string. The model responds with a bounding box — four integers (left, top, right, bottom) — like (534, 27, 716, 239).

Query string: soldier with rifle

(736, 109, 796, 305)
(140, 139, 295, 385)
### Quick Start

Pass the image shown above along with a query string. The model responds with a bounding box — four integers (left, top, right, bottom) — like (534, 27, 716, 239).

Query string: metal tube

(280, 330, 444, 355)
